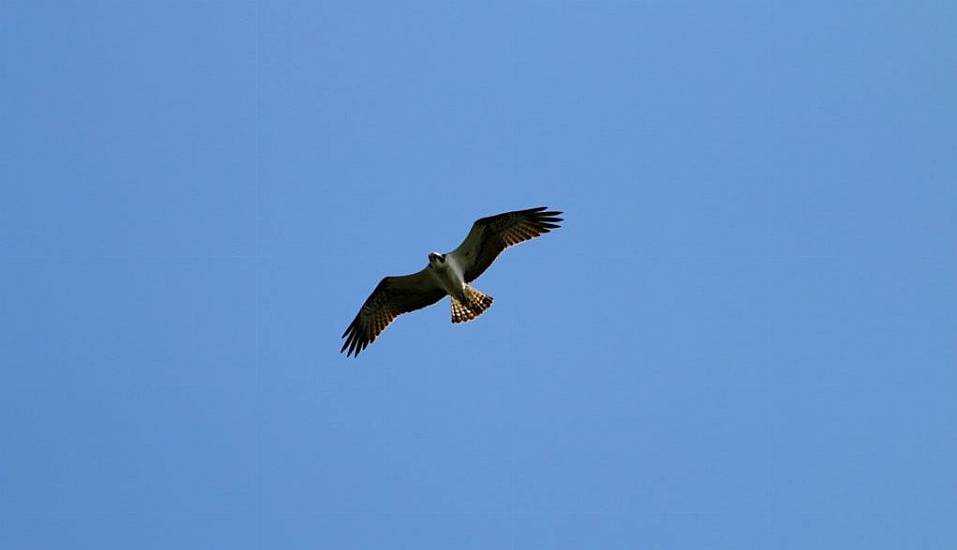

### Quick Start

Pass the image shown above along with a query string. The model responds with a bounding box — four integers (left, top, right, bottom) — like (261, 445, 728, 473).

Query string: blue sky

(2, 1, 956, 548)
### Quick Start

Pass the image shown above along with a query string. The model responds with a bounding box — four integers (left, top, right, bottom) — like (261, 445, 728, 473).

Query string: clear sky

(2, 1, 956, 548)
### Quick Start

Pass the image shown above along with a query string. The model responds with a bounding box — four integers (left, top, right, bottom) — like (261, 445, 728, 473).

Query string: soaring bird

(340, 206, 563, 357)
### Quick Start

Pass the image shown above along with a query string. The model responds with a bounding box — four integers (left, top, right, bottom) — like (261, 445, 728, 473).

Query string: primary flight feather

(340, 206, 563, 357)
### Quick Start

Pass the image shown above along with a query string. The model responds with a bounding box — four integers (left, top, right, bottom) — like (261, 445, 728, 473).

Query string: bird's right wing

(340, 268, 446, 357)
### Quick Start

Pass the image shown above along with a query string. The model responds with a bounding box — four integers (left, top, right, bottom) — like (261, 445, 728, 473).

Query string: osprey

(340, 206, 563, 357)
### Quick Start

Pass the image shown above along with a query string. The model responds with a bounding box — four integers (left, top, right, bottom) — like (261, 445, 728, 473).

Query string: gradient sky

(2, 1, 956, 548)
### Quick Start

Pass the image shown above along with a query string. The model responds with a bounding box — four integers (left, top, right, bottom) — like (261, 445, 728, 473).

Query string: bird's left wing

(450, 206, 563, 283)
(340, 268, 446, 357)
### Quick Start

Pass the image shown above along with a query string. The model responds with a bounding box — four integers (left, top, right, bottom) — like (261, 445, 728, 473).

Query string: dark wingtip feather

(341, 323, 366, 357)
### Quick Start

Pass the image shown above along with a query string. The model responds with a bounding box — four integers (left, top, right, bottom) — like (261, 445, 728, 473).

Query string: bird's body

(427, 251, 467, 303)
(340, 206, 563, 357)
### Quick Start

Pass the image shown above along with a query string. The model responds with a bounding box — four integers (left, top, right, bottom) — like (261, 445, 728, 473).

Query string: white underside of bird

(427, 251, 494, 324)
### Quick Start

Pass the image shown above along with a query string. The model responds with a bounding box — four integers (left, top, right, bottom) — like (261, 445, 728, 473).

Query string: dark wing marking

(451, 206, 563, 283)
(340, 268, 446, 357)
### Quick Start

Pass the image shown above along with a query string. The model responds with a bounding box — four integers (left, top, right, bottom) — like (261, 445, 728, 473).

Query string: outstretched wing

(341, 269, 446, 357)
(451, 206, 563, 283)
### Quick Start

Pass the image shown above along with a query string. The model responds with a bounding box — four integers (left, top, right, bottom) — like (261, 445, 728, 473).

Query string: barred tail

(451, 286, 494, 324)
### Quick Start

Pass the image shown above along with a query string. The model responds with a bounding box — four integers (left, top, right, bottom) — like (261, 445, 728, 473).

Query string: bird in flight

(340, 206, 563, 357)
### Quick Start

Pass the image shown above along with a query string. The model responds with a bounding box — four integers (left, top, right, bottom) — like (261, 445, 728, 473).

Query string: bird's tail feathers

(451, 286, 494, 324)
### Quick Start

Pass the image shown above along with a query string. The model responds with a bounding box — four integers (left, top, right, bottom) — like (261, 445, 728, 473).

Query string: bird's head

(428, 252, 446, 266)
